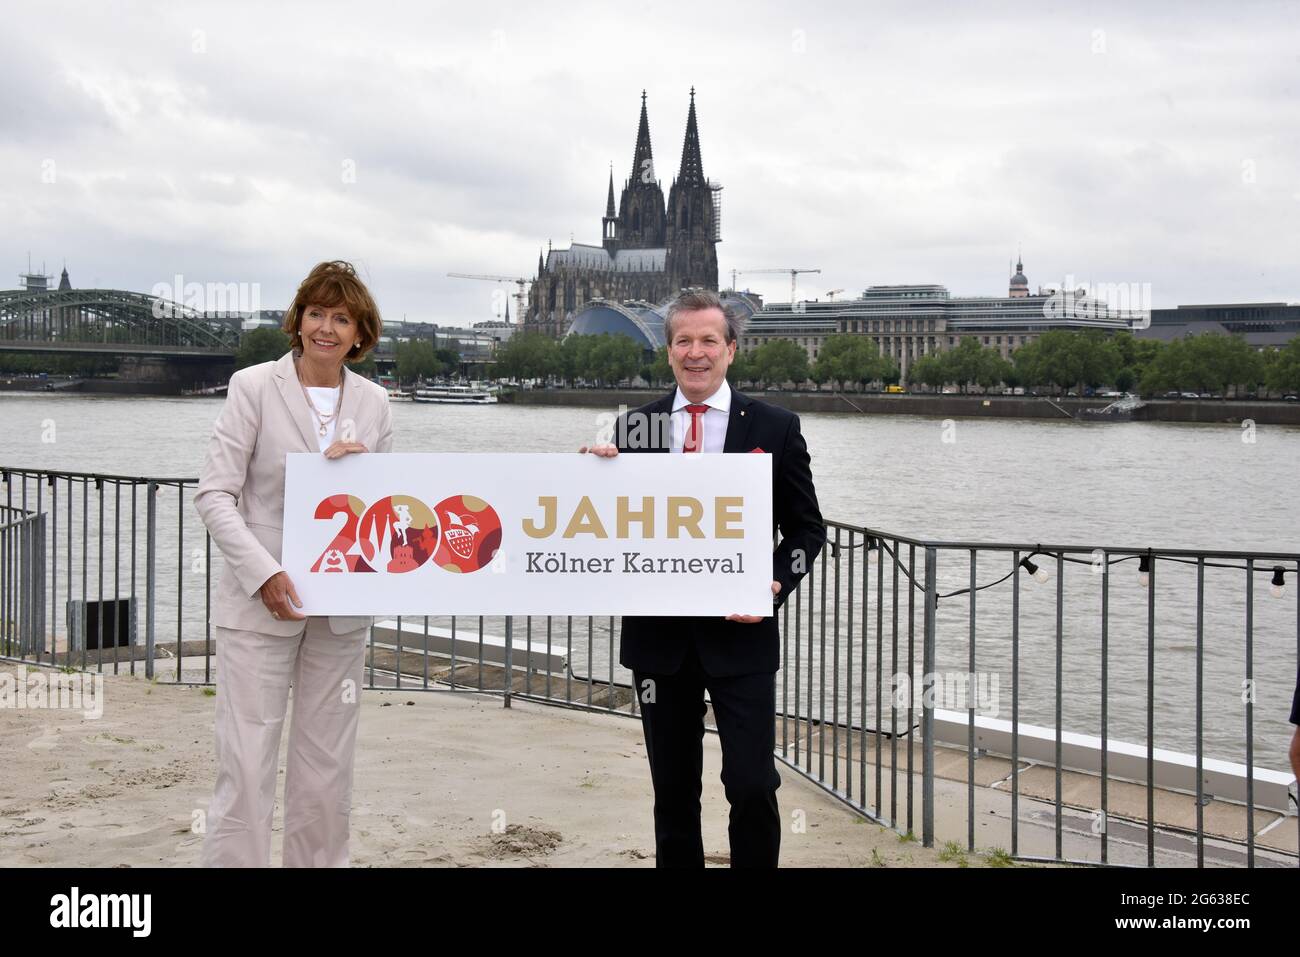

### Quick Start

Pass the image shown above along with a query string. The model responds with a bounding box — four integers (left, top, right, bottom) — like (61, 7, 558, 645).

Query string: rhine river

(2, 391, 1298, 772)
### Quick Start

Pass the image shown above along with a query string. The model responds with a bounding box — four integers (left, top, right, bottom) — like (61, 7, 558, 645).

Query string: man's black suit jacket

(616, 387, 825, 677)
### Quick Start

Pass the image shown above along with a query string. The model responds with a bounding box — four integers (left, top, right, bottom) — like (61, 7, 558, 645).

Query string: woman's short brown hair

(281, 261, 382, 361)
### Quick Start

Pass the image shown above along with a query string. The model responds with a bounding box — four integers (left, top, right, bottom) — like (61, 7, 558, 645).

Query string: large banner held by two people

(282, 452, 774, 616)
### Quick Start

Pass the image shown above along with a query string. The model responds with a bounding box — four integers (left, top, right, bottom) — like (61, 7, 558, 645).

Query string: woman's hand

(578, 443, 619, 458)
(259, 571, 307, 621)
(323, 440, 369, 460)
(725, 581, 781, 623)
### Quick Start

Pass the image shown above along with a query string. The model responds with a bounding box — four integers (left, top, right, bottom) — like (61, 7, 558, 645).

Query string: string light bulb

(1270, 566, 1286, 599)
(1138, 554, 1151, 588)
(1020, 555, 1050, 584)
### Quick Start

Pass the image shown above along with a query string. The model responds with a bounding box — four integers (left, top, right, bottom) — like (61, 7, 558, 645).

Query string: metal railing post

(503, 614, 513, 709)
(19, 510, 32, 655)
(145, 480, 157, 680)
(34, 512, 46, 658)
(922, 545, 937, 848)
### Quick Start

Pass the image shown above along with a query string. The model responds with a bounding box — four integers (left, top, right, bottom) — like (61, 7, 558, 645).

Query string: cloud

(0, 0, 1296, 323)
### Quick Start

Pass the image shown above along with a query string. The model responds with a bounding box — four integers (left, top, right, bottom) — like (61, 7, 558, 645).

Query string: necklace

(295, 357, 344, 436)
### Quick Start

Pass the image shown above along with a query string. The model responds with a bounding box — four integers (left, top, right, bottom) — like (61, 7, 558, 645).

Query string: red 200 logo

(311, 493, 502, 574)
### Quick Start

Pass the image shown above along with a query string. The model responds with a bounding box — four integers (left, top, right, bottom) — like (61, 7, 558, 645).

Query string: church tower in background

(616, 92, 667, 250)
(664, 88, 720, 293)
(527, 89, 721, 337)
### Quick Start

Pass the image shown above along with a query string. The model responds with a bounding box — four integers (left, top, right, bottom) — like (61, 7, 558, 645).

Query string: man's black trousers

(632, 643, 781, 868)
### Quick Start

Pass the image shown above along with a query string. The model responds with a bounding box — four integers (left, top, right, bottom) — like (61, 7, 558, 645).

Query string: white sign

(282, 452, 774, 616)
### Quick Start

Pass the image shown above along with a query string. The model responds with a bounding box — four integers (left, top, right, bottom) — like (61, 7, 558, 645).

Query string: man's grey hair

(663, 289, 746, 345)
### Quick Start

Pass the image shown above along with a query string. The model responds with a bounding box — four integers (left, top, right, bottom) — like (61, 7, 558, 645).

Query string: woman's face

(299, 302, 360, 364)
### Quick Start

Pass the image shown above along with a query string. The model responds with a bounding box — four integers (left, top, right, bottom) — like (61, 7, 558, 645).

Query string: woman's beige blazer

(195, 349, 394, 636)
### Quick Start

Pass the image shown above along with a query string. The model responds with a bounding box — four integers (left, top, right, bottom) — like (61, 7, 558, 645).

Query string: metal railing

(1, 503, 45, 658)
(1, 465, 1296, 868)
(782, 526, 1299, 868)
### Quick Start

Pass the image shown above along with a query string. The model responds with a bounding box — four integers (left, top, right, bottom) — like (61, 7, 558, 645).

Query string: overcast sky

(2, 0, 1297, 325)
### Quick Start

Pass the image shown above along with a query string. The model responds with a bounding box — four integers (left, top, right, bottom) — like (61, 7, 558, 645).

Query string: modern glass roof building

(567, 300, 668, 350)
(566, 291, 762, 353)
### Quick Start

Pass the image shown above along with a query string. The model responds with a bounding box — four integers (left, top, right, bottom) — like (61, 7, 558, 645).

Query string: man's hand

(324, 440, 369, 460)
(578, 443, 619, 458)
(726, 581, 781, 623)
(259, 571, 307, 621)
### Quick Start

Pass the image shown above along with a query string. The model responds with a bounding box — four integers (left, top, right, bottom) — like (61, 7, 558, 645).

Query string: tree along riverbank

(502, 387, 1300, 425)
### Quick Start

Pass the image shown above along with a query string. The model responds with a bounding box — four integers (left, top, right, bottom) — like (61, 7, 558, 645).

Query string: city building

(1139, 302, 1300, 350)
(741, 259, 1138, 380)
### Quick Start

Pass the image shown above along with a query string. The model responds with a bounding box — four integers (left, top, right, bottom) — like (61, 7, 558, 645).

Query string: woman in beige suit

(195, 260, 393, 867)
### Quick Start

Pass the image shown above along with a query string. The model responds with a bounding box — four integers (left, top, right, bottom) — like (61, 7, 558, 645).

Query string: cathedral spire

(616, 89, 667, 249)
(663, 86, 718, 292)
(675, 86, 705, 187)
(538, 247, 545, 275)
(602, 162, 619, 251)
(630, 89, 655, 186)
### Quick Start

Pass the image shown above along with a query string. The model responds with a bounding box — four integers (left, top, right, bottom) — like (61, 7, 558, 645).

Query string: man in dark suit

(581, 289, 825, 867)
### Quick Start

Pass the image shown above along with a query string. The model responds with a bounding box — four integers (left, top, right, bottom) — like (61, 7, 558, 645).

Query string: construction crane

(826, 289, 845, 301)
(447, 273, 530, 324)
(742, 268, 822, 305)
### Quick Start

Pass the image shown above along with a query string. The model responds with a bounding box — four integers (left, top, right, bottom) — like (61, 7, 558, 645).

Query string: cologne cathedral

(525, 89, 721, 337)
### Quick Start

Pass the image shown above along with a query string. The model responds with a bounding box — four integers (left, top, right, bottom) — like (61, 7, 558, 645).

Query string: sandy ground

(0, 668, 986, 868)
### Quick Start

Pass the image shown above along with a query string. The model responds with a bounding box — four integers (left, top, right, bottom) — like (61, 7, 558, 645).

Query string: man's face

(667, 307, 735, 403)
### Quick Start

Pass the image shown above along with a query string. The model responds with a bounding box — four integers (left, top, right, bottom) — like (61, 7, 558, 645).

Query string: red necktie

(682, 404, 710, 453)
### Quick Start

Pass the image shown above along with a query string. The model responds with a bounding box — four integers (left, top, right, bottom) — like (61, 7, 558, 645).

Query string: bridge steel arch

(0, 289, 241, 353)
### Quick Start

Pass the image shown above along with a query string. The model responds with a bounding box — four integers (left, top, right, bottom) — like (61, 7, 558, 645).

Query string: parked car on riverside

(1181, 392, 1199, 399)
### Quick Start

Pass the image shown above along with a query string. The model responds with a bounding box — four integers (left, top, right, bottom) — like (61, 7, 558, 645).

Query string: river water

(2, 391, 1298, 771)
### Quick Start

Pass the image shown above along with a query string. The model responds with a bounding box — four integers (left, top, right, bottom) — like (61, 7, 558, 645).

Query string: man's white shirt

(670, 380, 731, 453)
